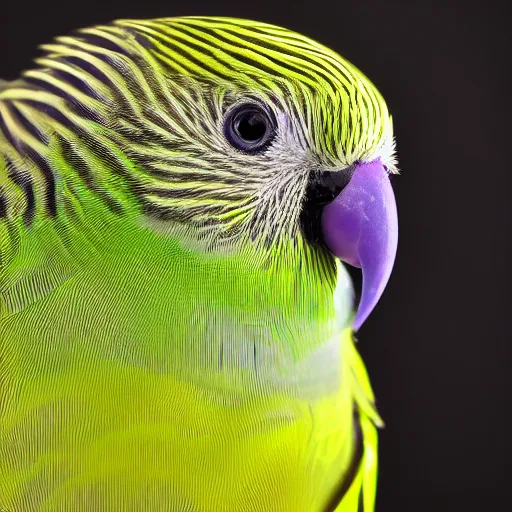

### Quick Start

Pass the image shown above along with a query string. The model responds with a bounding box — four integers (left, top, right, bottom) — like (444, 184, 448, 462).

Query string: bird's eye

(223, 103, 276, 153)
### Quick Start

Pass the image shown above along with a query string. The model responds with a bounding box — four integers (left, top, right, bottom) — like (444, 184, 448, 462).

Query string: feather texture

(0, 17, 390, 511)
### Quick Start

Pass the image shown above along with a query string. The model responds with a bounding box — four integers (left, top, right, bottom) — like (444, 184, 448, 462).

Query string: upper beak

(321, 159, 398, 331)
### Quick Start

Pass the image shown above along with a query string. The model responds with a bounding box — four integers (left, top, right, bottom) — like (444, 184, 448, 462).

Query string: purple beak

(321, 160, 398, 331)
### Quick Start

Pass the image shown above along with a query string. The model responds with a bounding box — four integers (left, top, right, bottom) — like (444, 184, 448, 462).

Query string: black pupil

(235, 111, 267, 142)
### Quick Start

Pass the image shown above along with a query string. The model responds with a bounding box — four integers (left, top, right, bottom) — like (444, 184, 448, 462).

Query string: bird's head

(22, 16, 399, 329)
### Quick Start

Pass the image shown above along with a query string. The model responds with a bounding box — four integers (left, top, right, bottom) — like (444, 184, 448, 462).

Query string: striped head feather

(0, 16, 396, 259)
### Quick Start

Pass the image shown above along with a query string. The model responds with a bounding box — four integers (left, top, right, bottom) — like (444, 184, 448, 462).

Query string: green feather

(0, 16, 393, 511)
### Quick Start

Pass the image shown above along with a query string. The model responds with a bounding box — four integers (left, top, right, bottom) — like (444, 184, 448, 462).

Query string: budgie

(0, 16, 399, 512)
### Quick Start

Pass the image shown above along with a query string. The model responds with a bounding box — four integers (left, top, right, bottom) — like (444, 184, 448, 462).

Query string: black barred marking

(358, 492, 364, 512)
(243, 32, 351, 87)
(59, 138, 124, 215)
(77, 32, 132, 58)
(139, 103, 197, 142)
(138, 167, 245, 187)
(75, 129, 137, 185)
(62, 194, 79, 224)
(143, 186, 247, 202)
(23, 99, 74, 129)
(324, 409, 365, 512)
(180, 20, 355, 99)
(125, 23, 233, 80)
(151, 44, 227, 81)
(203, 34, 316, 90)
(139, 198, 234, 223)
(19, 147, 57, 218)
(0, 190, 7, 218)
(7, 162, 36, 227)
(151, 23, 248, 78)
(9, 103, 48, 143)
(63, 56, 114, 87)
(25, 76, 79, 107)
(130, 30, 153, 49)
(51, 66, 99, 97)
(0, 107, 23, 152)
(184, 24, 337, 93)
(140, 200, 199, 222)
(24, 77, 104, 125)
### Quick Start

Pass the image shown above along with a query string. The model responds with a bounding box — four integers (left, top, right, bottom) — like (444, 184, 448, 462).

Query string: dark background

(2, 1, 510, 510)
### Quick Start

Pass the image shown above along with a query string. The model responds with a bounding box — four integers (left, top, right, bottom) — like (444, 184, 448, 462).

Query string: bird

(0, 16, 398, 511)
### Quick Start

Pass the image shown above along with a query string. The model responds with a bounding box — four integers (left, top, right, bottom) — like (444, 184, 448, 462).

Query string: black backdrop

(2, 1, 510, 511)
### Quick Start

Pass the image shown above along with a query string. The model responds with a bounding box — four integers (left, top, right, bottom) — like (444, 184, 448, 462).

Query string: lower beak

(321, 160, 398, 331)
